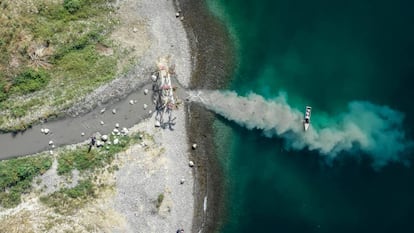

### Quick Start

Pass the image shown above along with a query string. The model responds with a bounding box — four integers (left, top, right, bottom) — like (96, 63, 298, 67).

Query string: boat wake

(187, 90, 413, 168)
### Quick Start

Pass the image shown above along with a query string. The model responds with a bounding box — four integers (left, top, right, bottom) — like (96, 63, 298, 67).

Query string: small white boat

(304, 106, 312, 131)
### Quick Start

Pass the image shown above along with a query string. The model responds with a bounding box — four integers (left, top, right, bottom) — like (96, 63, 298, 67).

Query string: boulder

(115, 123, 120, 128)
(96, 140, 104, 147)
(180, 179, 185, 184)
(48, 140, 54, 145)
(101, 135, 109, 141)
(113, 128, 119, 134)
(44, 128, 50, 134)
(100, 108, 106, 114)
(144, 89, 149, 95)
(143, 104, 148, 110)
(121, 128, 129, 135)
(112, 109, 117, 114)
(188, 161, 194, 167)
(129, 100, 134, 105)
(113, 138, 119, 145)
(100, 121, 104, 125)
(81, 132, 85, 136)
(151, 74, 157, 82)
(192, 143, 197, 150)
(155, 120, 161, 127)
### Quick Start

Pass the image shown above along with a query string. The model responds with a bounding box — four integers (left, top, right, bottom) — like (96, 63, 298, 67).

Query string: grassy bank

(0, 131, 144, 210)
(57, 133, 139, 176)
(0, 154, 52, 208)
(0, 0, 136, 132)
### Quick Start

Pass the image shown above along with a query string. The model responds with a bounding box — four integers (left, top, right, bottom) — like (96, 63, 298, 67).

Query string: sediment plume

(187, 90, 413, 168)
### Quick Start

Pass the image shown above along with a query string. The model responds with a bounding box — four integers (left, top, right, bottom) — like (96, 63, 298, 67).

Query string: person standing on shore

(88, 136, 96, 153)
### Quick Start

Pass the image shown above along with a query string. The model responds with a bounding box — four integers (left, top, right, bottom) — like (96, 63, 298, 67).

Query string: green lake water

(207, 0, 414, 232)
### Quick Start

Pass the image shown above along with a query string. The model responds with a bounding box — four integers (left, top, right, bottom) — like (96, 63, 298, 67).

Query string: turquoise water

(208, 0, 414, 232)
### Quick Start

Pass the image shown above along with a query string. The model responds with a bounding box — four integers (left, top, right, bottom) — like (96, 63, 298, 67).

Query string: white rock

(100, 121, 104, 125)
(133, 27, 138, 33)
(189, 161, 194, 167)
(129, 100, 134, 105)
(192, 143, 197, 150)
(41, 128, 45, 133)
(44, 128, 50, 134)
(81, 132, 85, 136)
(100, 108, 106, 114)
(155, 120, 161, 127)
(112, 109, 117, 114)
(113, 138, 119, 145)
(139, 134, 143, 139)
(113, 128, 119, 134)
(51, 145, 55, 149)
(121, 128, 128, 135)
(107, 141, 111, 145)
(180, 179, 185, 184)
(96, 141, 104, 147)
(106, 146, 110, 150)
(149, 110, 152, 114)
(151, 74, 157, 82)
(143, 104, 148, 109)
(175, 12, 180, 17)
(49, 140, 54, 145)
(101, 135, 108, 141)
(115, 123, 120, 128)
(144, 89, 149, 95)
(49, 150, 54, 155)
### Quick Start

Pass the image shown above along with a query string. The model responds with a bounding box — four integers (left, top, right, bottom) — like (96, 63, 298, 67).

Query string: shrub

(11, 69, 50, 95)
(0, 155, 52, 208)
(63, 0, 84, 14)
(57, 134, 133, 175)
(40, 179, 96, 214)
(156, 193, 164, 209)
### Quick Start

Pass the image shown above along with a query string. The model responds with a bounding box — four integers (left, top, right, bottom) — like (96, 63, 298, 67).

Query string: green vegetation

(0, 0, 124, 132)
(40, 179, 96, 214)
(64, 0, 85, 13)
(42, 132, 145, 214)
(10, 68, 50, 95)
(58, 134, 140, 176)
(0, 155, 52, 208)
(155, 193, 164, 209)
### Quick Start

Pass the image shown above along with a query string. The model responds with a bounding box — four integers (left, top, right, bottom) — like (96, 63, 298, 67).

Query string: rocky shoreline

(178, 0, 235, 232)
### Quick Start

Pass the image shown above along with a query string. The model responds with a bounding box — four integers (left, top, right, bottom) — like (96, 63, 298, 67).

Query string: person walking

(88, 136, 96, 153)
